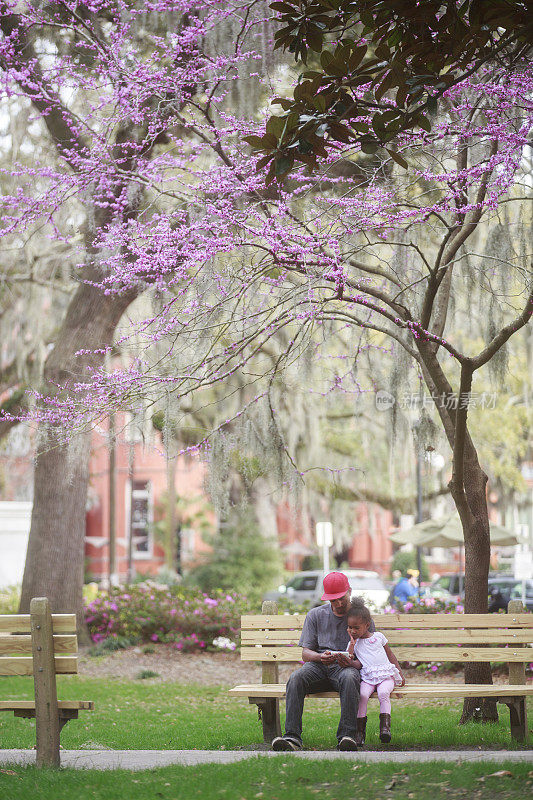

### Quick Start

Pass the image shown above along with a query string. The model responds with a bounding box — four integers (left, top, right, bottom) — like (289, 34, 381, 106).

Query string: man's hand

(320, 650, 337, 665)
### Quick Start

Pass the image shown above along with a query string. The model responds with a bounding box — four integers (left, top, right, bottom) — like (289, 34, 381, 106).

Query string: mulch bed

(79, 647, 522, 687)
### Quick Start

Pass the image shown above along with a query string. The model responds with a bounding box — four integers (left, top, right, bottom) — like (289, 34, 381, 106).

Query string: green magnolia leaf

(271, 98, 294, 111)
(256, 153, 274, 170)
(262, 133, 279, 148)
(313, 94, 327, 112)
(320, 50, 335, 70)
(265, 160, 277, 185)
(386, 148, 408, 169)
(270, 2, 299, 12)
(360, 139, 379, 155)
(348, 44, 367, 71)
(372, 114, 386, 137)
(417, 114, 432, 133)
(375, 70, 396, 101)
(266, 115, 285, 139)
(426, 95, 438, 117)
(306, 27, 324, 52)
(329, 122, 353, 144)
(243, 135, 267, 149)
(275, 155, 294, 177)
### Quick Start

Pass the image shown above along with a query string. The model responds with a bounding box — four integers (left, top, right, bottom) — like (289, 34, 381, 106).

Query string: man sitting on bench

(272, 571, 374, 752)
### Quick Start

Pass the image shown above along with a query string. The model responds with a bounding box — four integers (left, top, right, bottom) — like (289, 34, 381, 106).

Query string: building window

(128, 480, 152, 558)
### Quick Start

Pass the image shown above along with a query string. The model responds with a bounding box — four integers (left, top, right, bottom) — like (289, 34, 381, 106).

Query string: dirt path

(78, 647, 518, 687)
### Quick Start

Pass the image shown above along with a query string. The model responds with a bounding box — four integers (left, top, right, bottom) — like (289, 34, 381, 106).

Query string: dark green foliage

(186, 506, 282, 606)
(253, 1, 533, 180)
(390, 548, 430, 582)
(136, 669, 160, 680)
(88, 635, 139, 658)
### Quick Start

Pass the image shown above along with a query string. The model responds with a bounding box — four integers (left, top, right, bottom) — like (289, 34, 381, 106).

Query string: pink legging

(357, 678, 395, 716)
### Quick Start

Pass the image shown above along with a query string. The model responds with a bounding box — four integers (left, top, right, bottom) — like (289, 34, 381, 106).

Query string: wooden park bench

(229, 599, 533, 744)
(0, 597, 94, 766)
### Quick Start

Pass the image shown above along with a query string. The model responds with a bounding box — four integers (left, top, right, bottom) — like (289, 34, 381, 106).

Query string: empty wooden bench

(0, 597, 94, 766)
(229, 600, 532, 744)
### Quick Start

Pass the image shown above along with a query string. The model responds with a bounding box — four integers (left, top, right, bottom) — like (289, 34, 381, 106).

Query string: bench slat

(241, 629, 533, 646)
(0, 656, 78, 676)
(373, 613, 533, 629)
(0, 614, 77, 634)
(229, 683, 533, 699)
(241, 613, 533, 630)
(0, 700, 94, 711)
(0, 635, 78, 655)
(240, 645, 532, 663)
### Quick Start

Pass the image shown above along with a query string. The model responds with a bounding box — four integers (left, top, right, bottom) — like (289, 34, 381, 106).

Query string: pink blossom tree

(1, 2, 531, 719)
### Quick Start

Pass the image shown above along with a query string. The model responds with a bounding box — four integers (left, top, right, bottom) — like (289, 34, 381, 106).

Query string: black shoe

(337, 736, 358, 751)
(272, 736, 302, 751)
(355, 716, 367, 747)
(379, 713, 391, 743)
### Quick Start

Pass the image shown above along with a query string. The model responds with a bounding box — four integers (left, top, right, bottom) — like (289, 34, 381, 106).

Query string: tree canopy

(252, 0, 533, 180)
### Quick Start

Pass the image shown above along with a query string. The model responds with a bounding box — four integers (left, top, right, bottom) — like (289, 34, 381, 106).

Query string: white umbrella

(390, 514, 520, 548)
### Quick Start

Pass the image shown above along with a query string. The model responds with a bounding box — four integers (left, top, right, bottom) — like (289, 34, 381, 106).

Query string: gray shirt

(298, 604, 375, 653)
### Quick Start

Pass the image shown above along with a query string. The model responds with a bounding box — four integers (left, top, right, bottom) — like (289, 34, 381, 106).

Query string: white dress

(350, 631, 402, 686)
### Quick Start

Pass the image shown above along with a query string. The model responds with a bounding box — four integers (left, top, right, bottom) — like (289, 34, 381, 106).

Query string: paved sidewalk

(0, 750, 532, 770)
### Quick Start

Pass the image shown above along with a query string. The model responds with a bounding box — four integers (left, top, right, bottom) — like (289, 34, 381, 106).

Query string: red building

(0, 422, 398, 584)
(85, 421, 212, 581)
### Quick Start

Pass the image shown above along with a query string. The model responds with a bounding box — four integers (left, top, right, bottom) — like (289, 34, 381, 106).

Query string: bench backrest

(241, 608, 533, 668)
(0, 607, 78, 677)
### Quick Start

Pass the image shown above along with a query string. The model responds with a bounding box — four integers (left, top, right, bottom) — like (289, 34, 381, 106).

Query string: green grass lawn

(1, 760, 532, 800)
(0, 676, 531, 751)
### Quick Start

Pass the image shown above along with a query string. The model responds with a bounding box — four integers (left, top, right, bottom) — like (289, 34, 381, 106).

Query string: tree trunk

(451, 451, 498, 724)
(20, 430, 91, 627)
(19, 276, 138, 625)
(417, 347, 497, 722)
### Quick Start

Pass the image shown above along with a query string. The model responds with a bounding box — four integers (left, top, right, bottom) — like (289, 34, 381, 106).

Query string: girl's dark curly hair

(347, 598, 372, 626)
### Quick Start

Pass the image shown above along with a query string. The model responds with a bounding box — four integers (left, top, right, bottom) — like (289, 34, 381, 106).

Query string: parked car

(427, 573, 532, 610)
(487, 577, 533, 612)
(427, 572, 465, 602)
(263, 570, 390, 610)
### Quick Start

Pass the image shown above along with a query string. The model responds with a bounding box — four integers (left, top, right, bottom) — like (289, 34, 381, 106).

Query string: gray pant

(284, 661, 361, 743)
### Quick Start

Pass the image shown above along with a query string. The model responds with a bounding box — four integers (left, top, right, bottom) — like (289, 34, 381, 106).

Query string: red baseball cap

(321, 571, 351, 601)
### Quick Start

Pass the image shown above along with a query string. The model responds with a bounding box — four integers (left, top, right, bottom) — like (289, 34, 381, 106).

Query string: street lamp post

(415, 431, 423, 591)
(316, 522, 333, 574)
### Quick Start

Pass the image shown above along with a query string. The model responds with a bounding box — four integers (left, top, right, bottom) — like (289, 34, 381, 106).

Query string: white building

(0, 501, 32, 588)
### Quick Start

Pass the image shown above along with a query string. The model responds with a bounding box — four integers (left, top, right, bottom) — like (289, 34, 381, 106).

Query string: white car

(264, 570, 390, 610)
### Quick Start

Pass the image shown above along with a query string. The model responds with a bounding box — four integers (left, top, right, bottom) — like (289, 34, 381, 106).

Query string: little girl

(346, 602, 405, 745)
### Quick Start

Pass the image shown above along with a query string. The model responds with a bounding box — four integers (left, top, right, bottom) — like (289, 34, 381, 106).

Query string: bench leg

(507, 698, 528, 743)
(251, 699, 281, 743)
(262, 698, 281, 744)
(59, 709, 79, 733)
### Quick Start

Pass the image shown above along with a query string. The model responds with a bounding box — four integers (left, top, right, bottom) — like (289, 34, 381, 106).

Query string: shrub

(389, 550, 430, 582)
(136, 669, 160, 680)
(84, 584, 244, 651)
(0, 585, 20, 614)
(88, 635, 138, 658)
(186, 506, 282, 607)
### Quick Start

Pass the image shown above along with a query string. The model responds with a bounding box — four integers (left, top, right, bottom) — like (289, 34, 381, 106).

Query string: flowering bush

(84, 584, 243, 651)
(386, 596, 464, 614)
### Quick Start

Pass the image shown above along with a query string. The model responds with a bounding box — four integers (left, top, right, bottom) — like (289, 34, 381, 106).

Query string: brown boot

(379, 713, 391, 743)
(355, 716, 367, 746)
